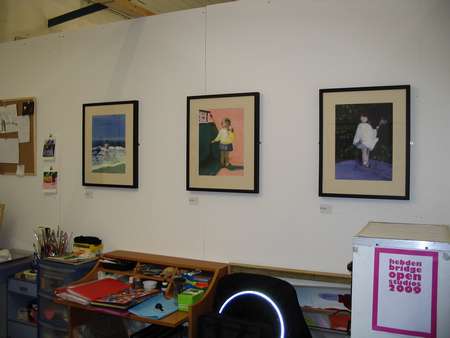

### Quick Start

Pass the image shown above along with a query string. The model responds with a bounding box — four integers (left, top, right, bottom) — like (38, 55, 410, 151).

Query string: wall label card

(372, 248, 438, 338)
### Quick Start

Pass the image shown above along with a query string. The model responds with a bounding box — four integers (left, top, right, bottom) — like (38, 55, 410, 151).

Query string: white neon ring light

(218, 290, 285, 338)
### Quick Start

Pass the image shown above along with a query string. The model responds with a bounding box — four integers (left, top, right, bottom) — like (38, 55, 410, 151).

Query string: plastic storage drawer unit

(38, 259, 96, 338)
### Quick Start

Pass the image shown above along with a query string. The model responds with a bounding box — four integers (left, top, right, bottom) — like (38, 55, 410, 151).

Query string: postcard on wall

(42, 138, 56, 159)
(43, 170, 58, 194)
(43, 138, 56, 159)
(319, 85, 410, 199)
(83, 101, 139, 188)
(187, 93, 260, 193)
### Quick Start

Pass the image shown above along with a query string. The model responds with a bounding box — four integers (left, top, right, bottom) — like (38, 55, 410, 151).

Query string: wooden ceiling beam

(93, 0, 154, 18)
(48, 3, 108, 27)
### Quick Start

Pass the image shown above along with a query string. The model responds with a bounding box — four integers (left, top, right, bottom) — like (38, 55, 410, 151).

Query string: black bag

(199, 313, 275, 338)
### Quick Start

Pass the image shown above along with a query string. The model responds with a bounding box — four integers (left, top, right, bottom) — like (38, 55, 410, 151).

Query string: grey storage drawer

(38, 259, 96, 338)
(40, 320, 68, 338)
(39, 293, 69, 329)
(39, 264, 76, 296)
(0, 254, 33, 338)
(8, 320, 37, 338)
(8, 279, 37, 298)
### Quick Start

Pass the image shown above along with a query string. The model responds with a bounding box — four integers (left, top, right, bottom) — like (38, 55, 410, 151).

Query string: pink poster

(372, 248, 438, 337)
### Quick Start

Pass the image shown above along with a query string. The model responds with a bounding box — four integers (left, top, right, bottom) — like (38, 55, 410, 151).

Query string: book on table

(69, 278, 129, 299)
(56, 278, 158, 309)
(56, 278, 130, 305)
(90, 287, 159, 310)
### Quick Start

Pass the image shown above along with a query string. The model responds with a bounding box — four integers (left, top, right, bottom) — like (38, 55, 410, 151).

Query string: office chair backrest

(213, 273, 312, 338)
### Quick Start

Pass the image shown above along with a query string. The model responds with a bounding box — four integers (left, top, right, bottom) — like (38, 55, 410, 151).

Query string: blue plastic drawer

(39, 293, 69, 329)
(39, 320, 68, 338)
(39, 270, 67, 296)
(39, 262, 77, 276)
(8, 279, 37, 297)
(39, 260, 96, 295)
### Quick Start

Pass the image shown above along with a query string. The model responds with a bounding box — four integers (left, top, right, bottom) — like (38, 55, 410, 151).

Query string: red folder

(67, 278, 129, 301)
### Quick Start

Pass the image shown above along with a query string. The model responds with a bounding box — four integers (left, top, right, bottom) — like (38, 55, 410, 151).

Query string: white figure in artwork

(353, 114, 387, 167)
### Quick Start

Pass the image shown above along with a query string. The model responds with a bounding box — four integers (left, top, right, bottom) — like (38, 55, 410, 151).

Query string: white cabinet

(351, 222, 450, 338)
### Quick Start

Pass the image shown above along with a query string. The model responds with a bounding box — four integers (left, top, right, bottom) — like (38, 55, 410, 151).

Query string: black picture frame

(319, 85, 410, 200)
(82, 100, 139, 188)
(187, 92, 260, 193)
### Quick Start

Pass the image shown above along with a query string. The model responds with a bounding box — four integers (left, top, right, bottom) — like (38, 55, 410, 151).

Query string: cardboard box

(72, 243, 103, 258)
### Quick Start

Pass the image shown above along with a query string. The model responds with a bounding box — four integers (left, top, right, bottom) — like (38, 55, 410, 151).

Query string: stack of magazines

(55, 278, 158, 310)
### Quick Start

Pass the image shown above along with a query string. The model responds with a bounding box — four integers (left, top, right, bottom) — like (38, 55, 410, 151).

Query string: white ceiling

(0, 0, 233, 43)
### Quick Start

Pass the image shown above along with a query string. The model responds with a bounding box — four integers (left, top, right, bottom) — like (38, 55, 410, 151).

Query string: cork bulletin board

(0, 97, 36, 175)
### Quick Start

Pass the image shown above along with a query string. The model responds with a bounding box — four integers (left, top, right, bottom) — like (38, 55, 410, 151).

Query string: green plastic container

(177, 289, 204, 312)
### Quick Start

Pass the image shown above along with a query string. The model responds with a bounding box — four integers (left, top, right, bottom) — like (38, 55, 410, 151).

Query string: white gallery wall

(0, 0, 449, 273)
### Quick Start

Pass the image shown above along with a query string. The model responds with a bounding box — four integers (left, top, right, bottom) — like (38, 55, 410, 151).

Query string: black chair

(199, 273, 312, 338)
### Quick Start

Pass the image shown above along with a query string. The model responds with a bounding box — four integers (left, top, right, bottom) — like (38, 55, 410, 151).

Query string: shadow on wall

(107, 20, 145, 98)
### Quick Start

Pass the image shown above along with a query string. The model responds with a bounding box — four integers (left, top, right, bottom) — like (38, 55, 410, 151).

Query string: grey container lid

(353, 222, 450, 251)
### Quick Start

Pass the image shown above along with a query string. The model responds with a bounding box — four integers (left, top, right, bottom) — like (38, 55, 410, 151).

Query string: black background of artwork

(335, 103, 393, 164)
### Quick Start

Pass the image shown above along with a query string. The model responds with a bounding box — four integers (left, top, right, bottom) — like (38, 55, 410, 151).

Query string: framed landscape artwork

(83, 100, 138, 188)
(319, 85, 410, 199)
(187, 92, 260, 193)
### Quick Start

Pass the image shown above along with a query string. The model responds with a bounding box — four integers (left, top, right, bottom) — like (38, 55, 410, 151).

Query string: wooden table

(56, 250, 228, 338)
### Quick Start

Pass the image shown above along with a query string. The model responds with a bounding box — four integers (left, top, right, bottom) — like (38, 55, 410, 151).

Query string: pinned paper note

(17, 116, 30, 143)
(0, 105, 18, 134)
(0, 138, 19, 163)
(16, 164, 25, 177)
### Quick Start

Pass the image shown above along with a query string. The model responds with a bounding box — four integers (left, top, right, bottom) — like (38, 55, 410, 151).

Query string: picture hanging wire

(203, 0, 208, 94)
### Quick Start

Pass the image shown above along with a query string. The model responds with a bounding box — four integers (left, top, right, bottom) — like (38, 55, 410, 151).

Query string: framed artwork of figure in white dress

(319, 85, 410, 200)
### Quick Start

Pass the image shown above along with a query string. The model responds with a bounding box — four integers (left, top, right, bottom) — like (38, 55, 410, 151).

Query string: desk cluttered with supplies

(54, 250, 228, 338)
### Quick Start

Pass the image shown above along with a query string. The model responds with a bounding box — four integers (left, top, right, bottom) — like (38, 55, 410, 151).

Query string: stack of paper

(55, 278, 130, 305)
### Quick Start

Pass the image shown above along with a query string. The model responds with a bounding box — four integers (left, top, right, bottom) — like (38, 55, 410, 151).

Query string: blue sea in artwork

(335, 160, 392, 181)
(92, 114, 126, 173)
